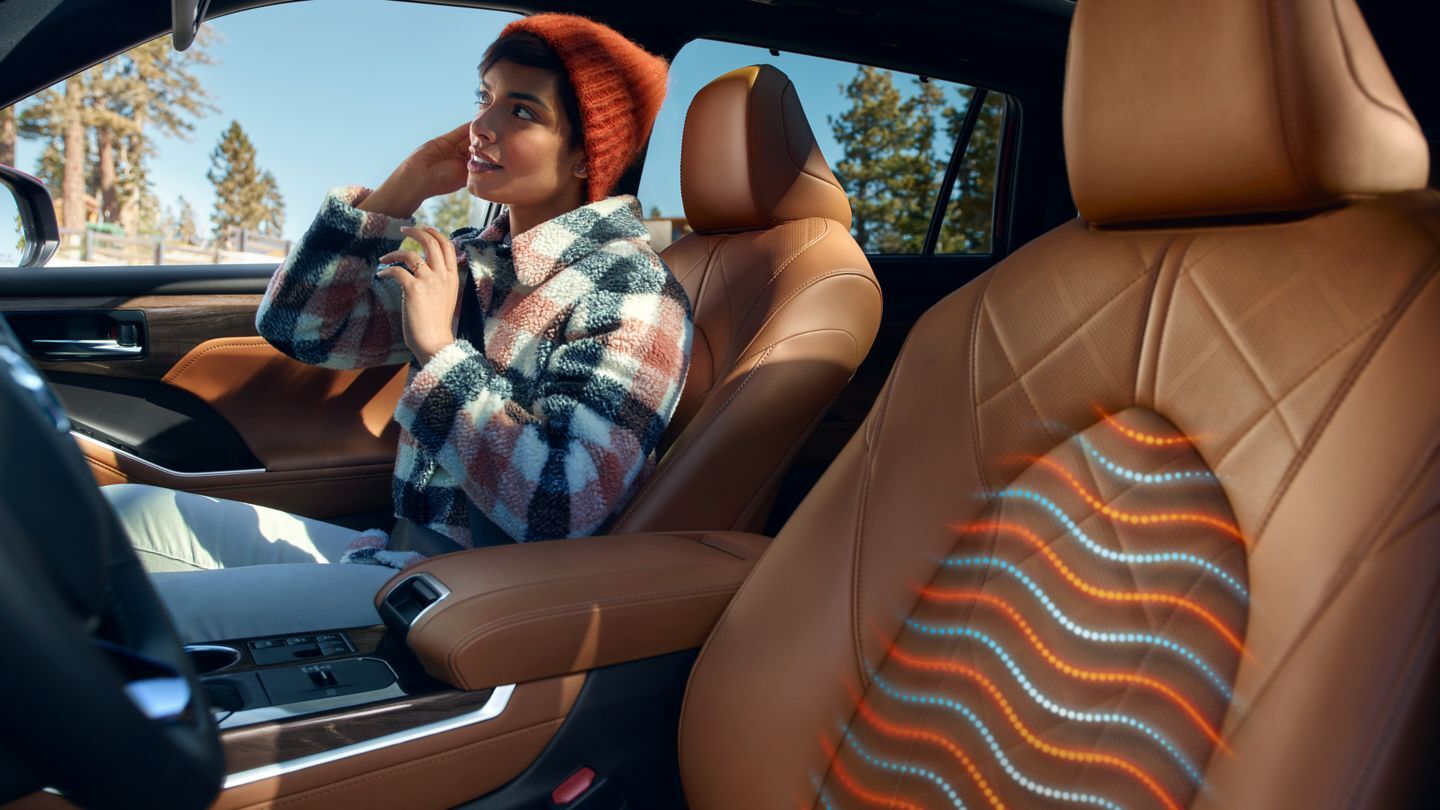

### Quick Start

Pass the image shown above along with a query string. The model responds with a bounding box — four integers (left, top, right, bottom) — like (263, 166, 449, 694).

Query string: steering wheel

(0, 315, 224, 808)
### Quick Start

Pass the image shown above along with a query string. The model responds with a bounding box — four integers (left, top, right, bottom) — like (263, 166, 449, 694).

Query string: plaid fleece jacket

(256, 186, 693, 545)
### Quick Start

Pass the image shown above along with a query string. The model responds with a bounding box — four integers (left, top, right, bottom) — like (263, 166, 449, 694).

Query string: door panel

(0, 273, 404, 521)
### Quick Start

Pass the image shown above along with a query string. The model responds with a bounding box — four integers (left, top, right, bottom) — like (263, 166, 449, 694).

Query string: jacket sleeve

(393, 265, 693, 541)
(255, 185, 416, 369)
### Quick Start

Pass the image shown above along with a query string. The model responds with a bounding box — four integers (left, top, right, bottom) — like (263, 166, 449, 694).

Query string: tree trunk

(62, 77, 88, 232)
(98, 127, 119, 224)
(0, 106, 15, 167)
(119, 111, 148, 234)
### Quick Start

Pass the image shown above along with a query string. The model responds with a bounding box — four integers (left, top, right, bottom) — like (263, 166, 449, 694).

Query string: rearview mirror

(0, 164, 60, 268)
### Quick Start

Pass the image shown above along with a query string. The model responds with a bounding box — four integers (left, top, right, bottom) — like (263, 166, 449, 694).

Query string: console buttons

(249, 639, 282, 650)
(285, 636, 310, 646)
(315, 633, 341, 643)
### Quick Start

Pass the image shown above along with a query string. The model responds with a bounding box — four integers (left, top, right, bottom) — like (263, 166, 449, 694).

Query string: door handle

(28, 338, 145, 359)
(2, 310, 148, 362)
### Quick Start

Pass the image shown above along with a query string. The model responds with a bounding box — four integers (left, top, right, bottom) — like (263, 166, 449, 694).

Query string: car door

(0, 1, 522, 525)
(0, 263, 406, 521)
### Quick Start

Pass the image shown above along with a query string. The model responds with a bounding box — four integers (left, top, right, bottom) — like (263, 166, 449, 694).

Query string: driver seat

(678, 0, 1440, 807)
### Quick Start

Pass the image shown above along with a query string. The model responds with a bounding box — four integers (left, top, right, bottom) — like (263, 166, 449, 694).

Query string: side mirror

(0, 165, 59, 268)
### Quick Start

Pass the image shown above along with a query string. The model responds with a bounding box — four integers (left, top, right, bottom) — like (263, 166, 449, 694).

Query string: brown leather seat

(678, 1, 1440, 808)
(610, 64, 882, 535)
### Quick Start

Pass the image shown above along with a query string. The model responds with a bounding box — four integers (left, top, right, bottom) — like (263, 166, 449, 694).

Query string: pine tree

(34, 141, 66, 195)
(258, 170, 286, 237)
(17, 73, 101, 231)
(0, 105, 15, 167)
(207, 120, 271, 243)
(887, 77, 947, 253)
(175, 196, 198, 244)
(108, 33, 218, 232)
(426, 190, 472, 236)
(15, 31, 216, 233)
(828, 67, 948, 253)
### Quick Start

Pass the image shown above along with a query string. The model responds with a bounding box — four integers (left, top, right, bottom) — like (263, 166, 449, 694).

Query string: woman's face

(467, 59, 586, 213)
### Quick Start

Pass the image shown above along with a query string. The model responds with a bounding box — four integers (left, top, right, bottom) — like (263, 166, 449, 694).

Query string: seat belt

(389, 261, 518, 555)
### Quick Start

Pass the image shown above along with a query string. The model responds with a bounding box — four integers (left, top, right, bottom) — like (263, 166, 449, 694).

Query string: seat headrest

(681, 65, 853, 233)
(1065, 0, 1430, 225)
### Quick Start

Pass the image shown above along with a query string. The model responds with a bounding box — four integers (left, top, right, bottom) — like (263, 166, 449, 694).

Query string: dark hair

(479, 31, 584, 149)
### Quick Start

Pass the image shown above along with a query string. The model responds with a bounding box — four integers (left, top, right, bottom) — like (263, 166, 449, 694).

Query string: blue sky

(13, 0, 970, 241)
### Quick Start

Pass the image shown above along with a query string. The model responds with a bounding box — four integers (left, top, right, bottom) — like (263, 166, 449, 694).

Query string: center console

(196, 530, 767, 810)
(189, 629, 407, 731)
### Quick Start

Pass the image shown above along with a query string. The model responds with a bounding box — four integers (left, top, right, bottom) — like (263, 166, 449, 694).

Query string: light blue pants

(101, 484, 396, 643)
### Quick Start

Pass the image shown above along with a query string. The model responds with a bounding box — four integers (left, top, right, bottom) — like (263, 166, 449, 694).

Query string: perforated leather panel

(829, 408, 1246, 810)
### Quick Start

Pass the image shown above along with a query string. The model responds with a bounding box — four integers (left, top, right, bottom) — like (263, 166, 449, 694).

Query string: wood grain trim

(78, 434, 394, 520)
(210, 673, 586, 810)
(219, 688, 500, 775)
(2, 294, 263, 382)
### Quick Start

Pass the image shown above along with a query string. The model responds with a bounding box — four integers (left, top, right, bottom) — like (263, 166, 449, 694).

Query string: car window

(636, 39, 1006, 256)
(0, 0, 520, 268)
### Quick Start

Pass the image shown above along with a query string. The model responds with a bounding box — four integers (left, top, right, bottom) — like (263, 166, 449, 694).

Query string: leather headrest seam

(1064, 0, 1429, 225)
(681, 65, 854, 233)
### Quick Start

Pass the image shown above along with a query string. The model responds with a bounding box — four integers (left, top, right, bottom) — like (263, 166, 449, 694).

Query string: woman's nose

(470, 111, 496, 144)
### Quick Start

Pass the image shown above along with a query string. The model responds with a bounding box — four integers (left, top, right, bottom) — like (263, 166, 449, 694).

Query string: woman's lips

(468, 155, 501, 173)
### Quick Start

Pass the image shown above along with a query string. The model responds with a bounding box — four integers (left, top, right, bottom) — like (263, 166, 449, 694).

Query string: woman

(103, 14, 692, 641)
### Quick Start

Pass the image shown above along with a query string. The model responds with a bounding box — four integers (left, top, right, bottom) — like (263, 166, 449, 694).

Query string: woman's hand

(398, 121, 473, 201)
(359, 122, 473, 219)
(376, 225, 461, 366)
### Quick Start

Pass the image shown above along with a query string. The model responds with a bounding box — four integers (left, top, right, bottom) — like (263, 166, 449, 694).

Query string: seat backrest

(679, 2, 1439, 808)
(611, 65, 882, 535)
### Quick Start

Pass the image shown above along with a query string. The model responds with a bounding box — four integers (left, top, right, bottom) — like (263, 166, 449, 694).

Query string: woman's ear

(573, 154, 589, 178)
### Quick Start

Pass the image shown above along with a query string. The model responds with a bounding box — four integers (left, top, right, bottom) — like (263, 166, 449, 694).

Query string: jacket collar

(455, 194, 650, 287)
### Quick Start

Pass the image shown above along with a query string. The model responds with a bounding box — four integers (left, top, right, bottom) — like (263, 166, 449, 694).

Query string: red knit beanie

(498, 14, 669, 203)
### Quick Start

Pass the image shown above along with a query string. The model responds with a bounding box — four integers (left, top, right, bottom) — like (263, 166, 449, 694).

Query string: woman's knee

(101, 483, 184, 520)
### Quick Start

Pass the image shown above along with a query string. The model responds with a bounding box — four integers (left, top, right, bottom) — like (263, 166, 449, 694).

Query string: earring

(574, 164, 588, 177)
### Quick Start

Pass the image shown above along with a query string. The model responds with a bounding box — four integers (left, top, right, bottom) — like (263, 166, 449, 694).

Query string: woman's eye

(473, 89, 491, 107)
(513, 104, 535, 120)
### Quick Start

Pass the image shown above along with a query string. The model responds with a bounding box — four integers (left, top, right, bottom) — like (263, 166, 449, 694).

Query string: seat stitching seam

(1265, 0, 1316, 196)
(613, 341, 778, 526)
(1252, 256, 1440, 539)
(1327, 0, 1418, 125)
(975, 268, 1152, 409)
(1184, 267, 1304, 449)
(854, 331, 910, 685)
(1344, 535, 1440, 807)
(444, 583, 742, 686)
(1222, 300, 1440, 739)
(165, 339, 273, 383)
(971, 271, 999, 494)
(616, 324, 852, 527)
(1136, 236, 1183, 406)
(1209, 311, 1384, 470)
(1223, 492, 1440, 744)
(976, 300, 1047, 444)
(736, 268, 881, 365)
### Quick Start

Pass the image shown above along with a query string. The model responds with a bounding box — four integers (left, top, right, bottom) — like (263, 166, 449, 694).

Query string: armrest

(376, 531, 769, 690)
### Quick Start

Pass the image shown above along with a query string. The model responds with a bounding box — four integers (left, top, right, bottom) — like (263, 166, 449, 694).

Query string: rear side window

(636, 39, 1007, 256)
(0, 0, 518, 268)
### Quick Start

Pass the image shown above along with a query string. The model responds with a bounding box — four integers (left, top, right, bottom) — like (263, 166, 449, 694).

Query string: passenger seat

(612, 65, 882, 534)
